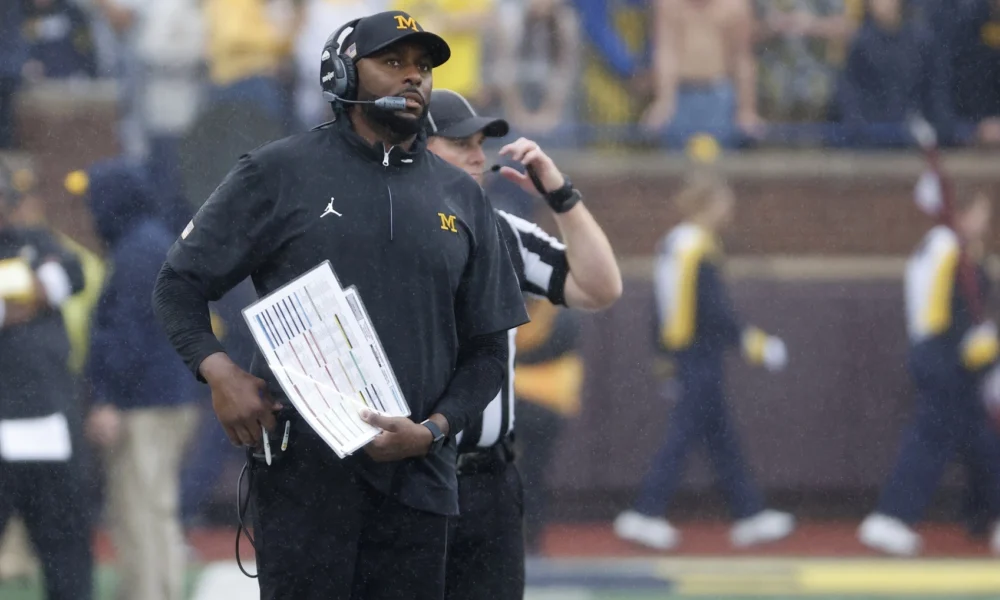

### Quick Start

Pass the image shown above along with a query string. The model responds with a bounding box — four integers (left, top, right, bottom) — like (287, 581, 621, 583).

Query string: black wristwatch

(421, 419, 446, 455)
(544, 180, 583, 214)
(526, 164, 582, 214)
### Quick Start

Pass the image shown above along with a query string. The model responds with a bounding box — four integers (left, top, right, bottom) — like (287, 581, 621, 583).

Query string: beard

(361, 102, 428, 138)
(357, 88, 428, 139)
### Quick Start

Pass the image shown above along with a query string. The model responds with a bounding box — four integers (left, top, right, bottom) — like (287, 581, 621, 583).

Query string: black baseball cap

(341, 11, 450, 68)
(425, 90, 510, 139)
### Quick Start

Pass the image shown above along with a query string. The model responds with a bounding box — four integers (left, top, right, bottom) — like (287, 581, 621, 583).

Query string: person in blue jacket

(76, 159, 201, 600)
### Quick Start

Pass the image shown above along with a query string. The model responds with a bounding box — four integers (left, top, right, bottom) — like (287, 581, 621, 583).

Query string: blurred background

(2, 0, 1000, 598)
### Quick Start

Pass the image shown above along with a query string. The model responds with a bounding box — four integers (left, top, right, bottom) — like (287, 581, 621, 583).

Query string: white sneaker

(858, 513, 922, 556)
(991, 522, 1000, 555)
(613, 510, 680, 550)
(730, 509, 795, 548)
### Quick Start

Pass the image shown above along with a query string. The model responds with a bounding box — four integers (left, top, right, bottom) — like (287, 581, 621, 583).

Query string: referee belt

(457, 437, 515, 476)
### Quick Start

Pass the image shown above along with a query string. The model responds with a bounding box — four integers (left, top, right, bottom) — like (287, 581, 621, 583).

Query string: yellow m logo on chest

(438, 213, 457, 233)
(394, 15, 420, 31)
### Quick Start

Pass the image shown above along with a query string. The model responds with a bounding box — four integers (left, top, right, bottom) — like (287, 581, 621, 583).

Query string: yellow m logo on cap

(394, 15, 419, 31)
(438, 213, 457, 233)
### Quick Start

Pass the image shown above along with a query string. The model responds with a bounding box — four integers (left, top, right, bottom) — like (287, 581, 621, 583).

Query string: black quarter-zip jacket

(154, 115, 529, 516)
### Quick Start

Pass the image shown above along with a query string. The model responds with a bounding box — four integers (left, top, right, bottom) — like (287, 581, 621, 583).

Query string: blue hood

(86, 159, 158, 245)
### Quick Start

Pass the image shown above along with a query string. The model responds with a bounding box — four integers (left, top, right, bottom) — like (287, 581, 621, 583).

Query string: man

(859, 188, 1000, 556)
(615, 175, 793, 551)
(0, 164, 105, 585)
(0, 162, 92, 599)
(424, 88, 623, 600)
(75, 159, 200, 600)
(641, 0, 762, 149)
(151, 11, 528, 600)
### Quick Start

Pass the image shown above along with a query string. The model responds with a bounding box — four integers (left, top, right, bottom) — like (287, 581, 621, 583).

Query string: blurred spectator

(22, 0, 98, 80)
(92, 0, 206, 162)
(513, 299, 584, 554)
(754, 0, 860, 122)
(833, 0, 930, 146)
(0, 164, 105, 586)
(391, 0, 497, 105)
(936, 0, 1000, 145)
(493, 0, 582, 145)
(92, 0, 207, 235)
(79, 160, 200, 600)
(575, 0, 651, 146)
(642, 0, 761, 150)
(293, 0, 382, 130)
(204, 0, 300, 124)
(832, 0, 975, 147)
(0, 2, 28, 149)
(0, 161, 93, 600)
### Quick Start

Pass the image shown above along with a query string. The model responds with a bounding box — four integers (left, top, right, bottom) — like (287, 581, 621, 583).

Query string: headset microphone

(322, 92, 408, 112)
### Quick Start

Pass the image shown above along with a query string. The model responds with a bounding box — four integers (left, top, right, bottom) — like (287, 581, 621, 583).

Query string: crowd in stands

(2, 0, 1000, 154)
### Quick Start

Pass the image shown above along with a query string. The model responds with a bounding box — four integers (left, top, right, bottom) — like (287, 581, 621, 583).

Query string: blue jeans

(661, 81, 739, 150)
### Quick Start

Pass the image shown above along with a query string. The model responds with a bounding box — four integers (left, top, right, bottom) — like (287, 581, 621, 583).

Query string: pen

(262, 424, 272, 466)
(281, 420, 291, 451)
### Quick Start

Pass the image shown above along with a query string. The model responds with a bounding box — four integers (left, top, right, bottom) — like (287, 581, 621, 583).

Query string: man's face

(427, 132, 488, 184)
(355, 41, 434, 137)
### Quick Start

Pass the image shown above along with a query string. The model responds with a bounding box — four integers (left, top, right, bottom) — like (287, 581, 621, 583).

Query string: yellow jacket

(54, 233, 106, 374)
(513, 299, 584, 417)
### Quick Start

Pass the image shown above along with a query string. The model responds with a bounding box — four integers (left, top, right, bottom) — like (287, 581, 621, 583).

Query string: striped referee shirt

(456, 209, 570, 452)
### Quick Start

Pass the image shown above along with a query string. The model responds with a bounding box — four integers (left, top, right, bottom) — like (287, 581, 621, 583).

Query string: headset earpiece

(320, 18, 363, 105)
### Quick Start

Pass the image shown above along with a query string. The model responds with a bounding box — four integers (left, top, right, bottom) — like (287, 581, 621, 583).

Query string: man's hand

(360, 408, 434, 462)
(497, 137, 565, 196)
(200, 352, 282, 447)
(86, 404, 121, 448)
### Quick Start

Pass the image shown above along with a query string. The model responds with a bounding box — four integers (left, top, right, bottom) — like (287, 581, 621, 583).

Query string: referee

(151, 11, 528, 600)
(424, 89, 622, 600)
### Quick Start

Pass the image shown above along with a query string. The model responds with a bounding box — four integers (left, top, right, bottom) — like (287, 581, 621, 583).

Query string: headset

(319, 18, 407, 112)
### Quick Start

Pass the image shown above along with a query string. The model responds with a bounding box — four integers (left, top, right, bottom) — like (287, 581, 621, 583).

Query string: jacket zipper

(383, 145, 394, 241)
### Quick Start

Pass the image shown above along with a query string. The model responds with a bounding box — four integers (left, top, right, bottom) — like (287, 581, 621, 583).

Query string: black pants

(446, 447, 524, 600)
(514, 400, 564, 553)
(250, 418, 448, 600)
(0, 458, 94, 600)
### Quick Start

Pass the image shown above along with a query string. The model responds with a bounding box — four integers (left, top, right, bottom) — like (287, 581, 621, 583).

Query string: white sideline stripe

(190, 562, 260, 600)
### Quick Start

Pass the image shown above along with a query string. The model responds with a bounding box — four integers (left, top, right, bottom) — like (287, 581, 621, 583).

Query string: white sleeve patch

(181, 220, 195, 240)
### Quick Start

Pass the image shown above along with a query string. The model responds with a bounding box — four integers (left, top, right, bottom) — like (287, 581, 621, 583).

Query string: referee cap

(425, 90, 509, 139)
